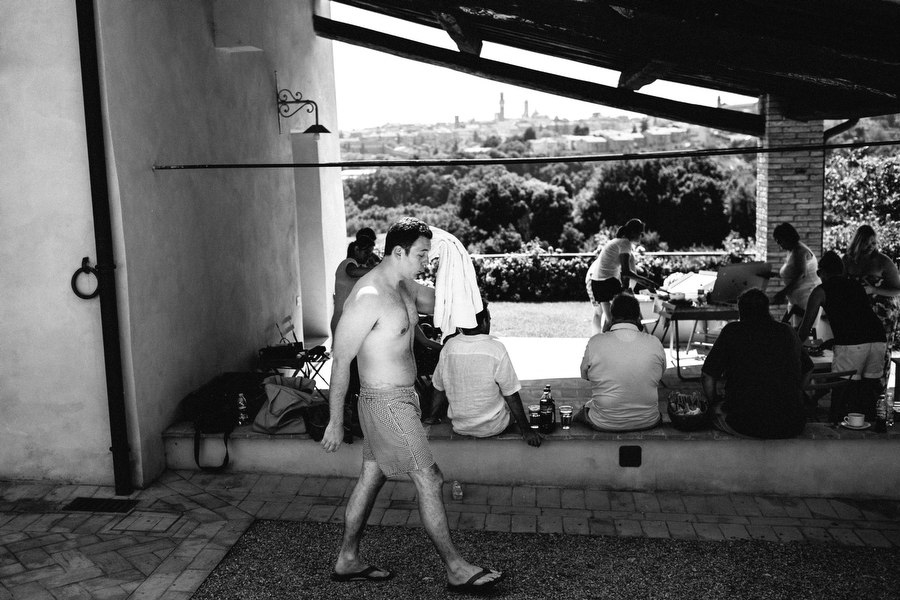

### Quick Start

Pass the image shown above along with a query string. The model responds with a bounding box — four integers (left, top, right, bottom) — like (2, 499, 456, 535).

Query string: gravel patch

(193, 520, 898, 599)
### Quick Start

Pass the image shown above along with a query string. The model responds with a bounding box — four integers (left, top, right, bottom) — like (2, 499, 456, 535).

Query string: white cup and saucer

(840, 412, 870, 430)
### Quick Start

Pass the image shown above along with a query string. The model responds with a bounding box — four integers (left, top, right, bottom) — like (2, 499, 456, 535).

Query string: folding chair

(802, 367, 856, 423)
(258, 316, 330, 392)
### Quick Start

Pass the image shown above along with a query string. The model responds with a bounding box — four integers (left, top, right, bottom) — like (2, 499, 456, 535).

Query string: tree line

(344, 148, 899, 261)
(344, 155, 757, 253)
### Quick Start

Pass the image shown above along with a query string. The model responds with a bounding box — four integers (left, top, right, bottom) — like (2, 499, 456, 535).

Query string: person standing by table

(323, 217, 504, 593)
(841, 224, 900, 399)
(798, 250, 887, 423)
(585, 219, 657, 334)
(771, 222, 821, 327)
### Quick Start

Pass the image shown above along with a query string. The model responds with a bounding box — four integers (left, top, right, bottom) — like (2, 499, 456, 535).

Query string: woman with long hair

(585, 219, 657, 334)
(841, 224, 900, 395)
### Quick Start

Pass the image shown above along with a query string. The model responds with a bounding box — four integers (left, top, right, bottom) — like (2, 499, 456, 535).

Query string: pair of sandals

(331, 566, 505, 594)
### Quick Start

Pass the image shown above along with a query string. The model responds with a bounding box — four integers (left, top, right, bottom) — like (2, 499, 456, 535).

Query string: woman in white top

(771, 222, 821, 327)
(585, 219, 657, 334)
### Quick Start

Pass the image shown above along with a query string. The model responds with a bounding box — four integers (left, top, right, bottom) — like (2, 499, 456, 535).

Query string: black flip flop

(330, 565, 395, 582)
(447, 568, 505, 594)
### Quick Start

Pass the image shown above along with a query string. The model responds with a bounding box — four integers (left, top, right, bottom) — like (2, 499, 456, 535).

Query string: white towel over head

(427, 227, 481, 341)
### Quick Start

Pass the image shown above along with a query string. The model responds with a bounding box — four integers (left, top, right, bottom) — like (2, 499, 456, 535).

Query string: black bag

(304, 402, 332, 442)
(181, 373, 267, 471)
(258, 342, 304, 362)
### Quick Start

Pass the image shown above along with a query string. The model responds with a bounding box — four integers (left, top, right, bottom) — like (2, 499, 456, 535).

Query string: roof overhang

(321, 0, 900, 134)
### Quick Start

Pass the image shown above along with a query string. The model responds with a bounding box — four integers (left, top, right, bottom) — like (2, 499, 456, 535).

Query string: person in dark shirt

(797, 250, 887, 423)
(701, 288, 812, 438)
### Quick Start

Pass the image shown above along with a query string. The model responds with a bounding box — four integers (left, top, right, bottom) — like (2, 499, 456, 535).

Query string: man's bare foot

(447, 567, 505, 594)
(447, 564, 503, 587)
(333, 558, 392, 581)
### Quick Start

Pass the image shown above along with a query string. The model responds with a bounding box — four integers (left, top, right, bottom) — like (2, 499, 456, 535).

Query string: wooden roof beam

(314, 15, 764, 136)
(618, 60, 670, 91)
(432, 8, 482, 56)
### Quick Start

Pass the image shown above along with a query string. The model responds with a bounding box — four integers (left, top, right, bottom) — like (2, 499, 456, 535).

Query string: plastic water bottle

(874, 393, 887, 432)
(451, 480, 463, 501)
(237, 393, 249, 425)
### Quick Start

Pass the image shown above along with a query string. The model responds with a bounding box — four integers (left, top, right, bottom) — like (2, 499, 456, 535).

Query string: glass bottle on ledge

(539, 384, 556, 434)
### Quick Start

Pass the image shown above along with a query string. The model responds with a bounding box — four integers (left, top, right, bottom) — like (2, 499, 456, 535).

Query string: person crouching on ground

(322, 217, 504, 593)
(426, 299, 541, 447)
(702, 288, 812, 438)
(797, 250, 887, 423)
(575, 292, 667, 432)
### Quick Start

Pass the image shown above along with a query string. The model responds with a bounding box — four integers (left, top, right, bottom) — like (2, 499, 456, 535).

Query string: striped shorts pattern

(358, 386, 435, 477)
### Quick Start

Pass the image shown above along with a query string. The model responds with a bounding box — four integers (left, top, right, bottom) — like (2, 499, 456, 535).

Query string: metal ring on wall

(71, 256, 100, 299)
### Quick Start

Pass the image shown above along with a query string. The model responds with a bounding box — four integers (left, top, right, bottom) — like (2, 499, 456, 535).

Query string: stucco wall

(97, 0, 340, 485)
(0, 1, 114, 483)
(0, 0, 343, 487)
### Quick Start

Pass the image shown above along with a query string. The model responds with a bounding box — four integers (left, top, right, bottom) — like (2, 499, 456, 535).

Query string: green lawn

(488, 301, 594, 338)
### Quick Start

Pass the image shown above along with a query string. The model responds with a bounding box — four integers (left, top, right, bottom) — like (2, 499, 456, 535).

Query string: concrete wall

(164, 433, 900, 499)
(0, 0, 342, 488)
(0, 1, 113, 483)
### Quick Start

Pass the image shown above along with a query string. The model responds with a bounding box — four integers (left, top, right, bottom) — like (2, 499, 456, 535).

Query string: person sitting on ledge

(426, 299, 541, 447)
(574, 292, 666, 432)
(702, 288, 812, 439)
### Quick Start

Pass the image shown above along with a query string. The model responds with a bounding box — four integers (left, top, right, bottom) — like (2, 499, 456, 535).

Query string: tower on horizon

(498, 93, 505, 121)
(523, 100, 529, 118)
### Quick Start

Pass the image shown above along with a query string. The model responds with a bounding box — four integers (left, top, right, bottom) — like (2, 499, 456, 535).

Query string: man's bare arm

(411, 281, 436, 315)
(796, 286, 825, 341)
(503, 391, 541, 447)
(701, 372, 719, 404)
(322, 287, 379, 453)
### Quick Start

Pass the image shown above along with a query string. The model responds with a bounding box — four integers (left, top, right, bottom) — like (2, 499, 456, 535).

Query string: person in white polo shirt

(576, 292, 667, 432)
(427, 300, 541, 447)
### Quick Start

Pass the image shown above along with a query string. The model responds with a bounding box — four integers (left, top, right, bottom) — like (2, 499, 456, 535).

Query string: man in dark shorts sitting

(322, 217, 504, 594)
(701, 288, 812, 438)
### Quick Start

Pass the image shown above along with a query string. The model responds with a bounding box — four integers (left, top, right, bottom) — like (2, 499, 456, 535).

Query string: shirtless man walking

(322, 217, 504, 594)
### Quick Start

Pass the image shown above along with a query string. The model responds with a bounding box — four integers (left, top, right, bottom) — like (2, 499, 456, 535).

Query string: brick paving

(2, 473, 900, 598)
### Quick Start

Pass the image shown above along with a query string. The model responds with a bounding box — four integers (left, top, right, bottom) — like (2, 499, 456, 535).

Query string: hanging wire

(152, 138, 900, 171)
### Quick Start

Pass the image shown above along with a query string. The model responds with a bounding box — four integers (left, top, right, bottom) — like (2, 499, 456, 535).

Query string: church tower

(498, 93, 505, 121)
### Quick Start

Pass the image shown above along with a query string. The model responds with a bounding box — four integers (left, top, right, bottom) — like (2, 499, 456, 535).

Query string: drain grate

(62, 497, 138, 514)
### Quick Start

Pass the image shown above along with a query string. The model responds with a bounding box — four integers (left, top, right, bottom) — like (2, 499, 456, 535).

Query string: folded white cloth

(428, 227, 481, 340)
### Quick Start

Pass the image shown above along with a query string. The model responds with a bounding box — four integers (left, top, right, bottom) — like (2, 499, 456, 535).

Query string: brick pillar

(756, 96, 825, 262)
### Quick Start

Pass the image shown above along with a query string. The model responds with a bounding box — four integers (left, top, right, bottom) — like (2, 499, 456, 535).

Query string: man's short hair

(818, 250, 843, 276)
(474, 298, 490, 327)
(356, 227, 377, 245)
(384, 217, 432, 255)
(772, 222, 800, 246)
(610, 292, 641, 322)
(737, 288, 770, 320)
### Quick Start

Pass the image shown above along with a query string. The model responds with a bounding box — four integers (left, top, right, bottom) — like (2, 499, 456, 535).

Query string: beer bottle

(539, 384, 556, 434)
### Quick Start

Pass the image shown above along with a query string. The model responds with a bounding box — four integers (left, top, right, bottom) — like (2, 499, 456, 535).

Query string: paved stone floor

(2, 472, 900, 599)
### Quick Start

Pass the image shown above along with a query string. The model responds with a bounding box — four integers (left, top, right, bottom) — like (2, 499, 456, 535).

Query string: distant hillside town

(339, 93, 759, 161)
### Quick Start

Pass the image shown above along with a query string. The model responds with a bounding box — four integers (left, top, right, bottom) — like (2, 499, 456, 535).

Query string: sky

(330, 5, 756, 132)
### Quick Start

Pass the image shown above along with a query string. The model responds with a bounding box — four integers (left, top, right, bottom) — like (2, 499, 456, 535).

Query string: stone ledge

(163, 419, 899, 443)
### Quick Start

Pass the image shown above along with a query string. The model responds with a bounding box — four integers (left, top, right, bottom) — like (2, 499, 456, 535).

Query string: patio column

(756, 95, 825, 262)
(292, 133, 346, 342)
